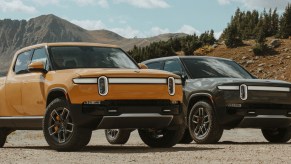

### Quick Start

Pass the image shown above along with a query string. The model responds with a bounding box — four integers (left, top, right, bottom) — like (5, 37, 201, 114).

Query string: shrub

(253, 44, 267, 55)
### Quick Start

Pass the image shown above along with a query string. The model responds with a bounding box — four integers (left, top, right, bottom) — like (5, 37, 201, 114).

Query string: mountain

(0, 14, 186, 74)
(88, 30, 188, 50)
(0, 14, 93, 73)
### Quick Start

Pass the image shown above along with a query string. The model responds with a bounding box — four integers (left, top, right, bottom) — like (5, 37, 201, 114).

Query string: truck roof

(16, 42, 119, 54)
(142, 55, 232, 64)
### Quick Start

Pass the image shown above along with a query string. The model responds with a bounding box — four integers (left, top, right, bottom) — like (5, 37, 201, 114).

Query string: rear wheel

(179, 129, 193, 144)
(188, 101, 223, 144)
(43, 98, 92, 151)
(138, 126, 184, 148)
(262, 127, 291, 143)
(105, 129, 131, 144)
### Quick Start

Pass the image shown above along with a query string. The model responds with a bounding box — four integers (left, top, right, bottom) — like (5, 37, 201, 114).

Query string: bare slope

(207, 38, 291, 82)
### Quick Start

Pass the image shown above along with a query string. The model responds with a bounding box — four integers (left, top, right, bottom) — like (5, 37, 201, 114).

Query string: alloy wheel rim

(106, 129, 120, 140)
(48, 107, 74, 143)
(190, 107, 210, 139)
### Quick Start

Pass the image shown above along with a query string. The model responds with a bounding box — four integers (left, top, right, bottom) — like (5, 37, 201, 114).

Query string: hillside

(206, 38, 291, 82)
(88, 30, 188, 50)
(0, 14, 186, 74)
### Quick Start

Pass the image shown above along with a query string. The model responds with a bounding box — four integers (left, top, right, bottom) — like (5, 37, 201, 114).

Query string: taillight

(98, 76, 108, 96)
(168, 77, 175, 96)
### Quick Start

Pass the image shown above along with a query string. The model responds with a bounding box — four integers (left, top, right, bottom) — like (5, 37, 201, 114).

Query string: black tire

(43, 98, 92, 151)
(0, 128, 14, 148)
(138, 126, 184, 148)
(105, 129, 131, 144)
(262, 127, 291, 143)
(179, 129, 193, 144)
(188, 101, 223, 144)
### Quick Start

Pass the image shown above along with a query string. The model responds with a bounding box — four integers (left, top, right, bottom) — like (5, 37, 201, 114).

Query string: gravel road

(1, 129, 290, 164)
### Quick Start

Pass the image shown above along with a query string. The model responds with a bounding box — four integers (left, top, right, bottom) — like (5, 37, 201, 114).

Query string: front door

(5, 50, 33, 116)
(21, 48, 48, 116)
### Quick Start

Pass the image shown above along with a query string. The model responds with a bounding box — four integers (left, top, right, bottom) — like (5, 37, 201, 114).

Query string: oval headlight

(98, 76, 108, 96)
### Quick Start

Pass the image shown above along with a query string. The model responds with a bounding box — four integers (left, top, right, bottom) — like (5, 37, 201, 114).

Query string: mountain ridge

(0, 14, 187, 73)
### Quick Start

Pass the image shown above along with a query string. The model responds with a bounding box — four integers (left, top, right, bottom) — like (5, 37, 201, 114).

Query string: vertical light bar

(98, 76, 108, 96)
(168, 77, 175, 96)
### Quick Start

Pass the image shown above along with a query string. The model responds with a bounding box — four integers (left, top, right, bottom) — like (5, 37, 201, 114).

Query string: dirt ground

(1, 129, 290, 164)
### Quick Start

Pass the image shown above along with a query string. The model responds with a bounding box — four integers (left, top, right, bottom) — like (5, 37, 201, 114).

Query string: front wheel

(43, 98, 92, 151)
(262, 128, 291, 143)
(0, 128, 14, 148)
(138, 126, 184, 148)
(188, 101, 223, 144)
(105, 129, 131, 144)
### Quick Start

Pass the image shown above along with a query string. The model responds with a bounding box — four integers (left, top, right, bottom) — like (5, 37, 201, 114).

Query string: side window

(14, 50, 33, 74)
(146, 62, 163, 70)
(164, 60, 183, 74)
(31, 48, 48, 70)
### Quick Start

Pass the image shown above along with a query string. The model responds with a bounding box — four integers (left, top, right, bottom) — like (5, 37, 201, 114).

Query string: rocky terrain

(1, 129, 290, 163)
(0, 14, 186, 75)
(205, 38, 291, 82)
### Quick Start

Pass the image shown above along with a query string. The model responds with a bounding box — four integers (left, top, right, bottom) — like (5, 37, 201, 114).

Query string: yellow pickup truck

(0, 42, 184, 151)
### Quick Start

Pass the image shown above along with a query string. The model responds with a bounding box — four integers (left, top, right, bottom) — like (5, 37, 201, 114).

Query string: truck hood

(72, 68, 180, 78)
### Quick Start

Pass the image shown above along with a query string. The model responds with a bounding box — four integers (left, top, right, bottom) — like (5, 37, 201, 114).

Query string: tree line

(128, 31, 216, 62)
(222, 4, 291, 48)
(128, 4, 291, 61)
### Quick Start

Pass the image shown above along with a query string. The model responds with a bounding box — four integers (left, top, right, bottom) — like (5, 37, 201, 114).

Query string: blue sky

(0, 0, 290, 38)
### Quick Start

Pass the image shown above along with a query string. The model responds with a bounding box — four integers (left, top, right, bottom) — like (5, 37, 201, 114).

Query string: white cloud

(218, 0, 291, 10)
(75, 0, 95, 6)
(150, 27, 170, 36)
(113, 0, 170, 9)
(71, 19, 106, 30)
(70, 19, 213, 39)
(110, 26, 141, 38)
(70, 19, 140, 38)
(31, 0, 60, 6)
(74, 0, 109, 7)
(97, 0, 109, 8)
(218, 0, 231, 5)
(74, 0, 170, 9)
(177, 25, 200, 35)
(214, 31, 223, 39)
(0, 0, 36, 13)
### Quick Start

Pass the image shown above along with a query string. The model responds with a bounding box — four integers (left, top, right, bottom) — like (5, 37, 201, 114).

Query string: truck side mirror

(28, 61, 47, 73)
(138, 63, 148, 69)
(172, 71, 187, 85)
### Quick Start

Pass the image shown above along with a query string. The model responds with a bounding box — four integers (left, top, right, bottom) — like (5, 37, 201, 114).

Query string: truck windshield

(181, 58, 254, 79)
(49, 46, 138, 70)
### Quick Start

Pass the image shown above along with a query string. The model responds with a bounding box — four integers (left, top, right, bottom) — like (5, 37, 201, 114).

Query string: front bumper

(69, 100, 184, 130)
(238, 115, 291, 128)
(216, 105, 291, 129)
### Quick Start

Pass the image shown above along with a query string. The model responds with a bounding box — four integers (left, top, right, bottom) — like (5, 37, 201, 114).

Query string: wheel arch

(46, 87, 70, 107)
(187, 93, 215, 116)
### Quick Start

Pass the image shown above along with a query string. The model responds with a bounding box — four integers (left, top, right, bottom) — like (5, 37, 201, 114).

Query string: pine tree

(224, 24, 242, 48)
(279, 4, 291, 38)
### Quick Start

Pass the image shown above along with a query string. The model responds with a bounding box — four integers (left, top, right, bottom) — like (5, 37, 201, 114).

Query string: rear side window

(31, 48, 48, 69)
(14, 50, 33, 74)
(146, 62, 163, 70)
(164, 60, 183, 74)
